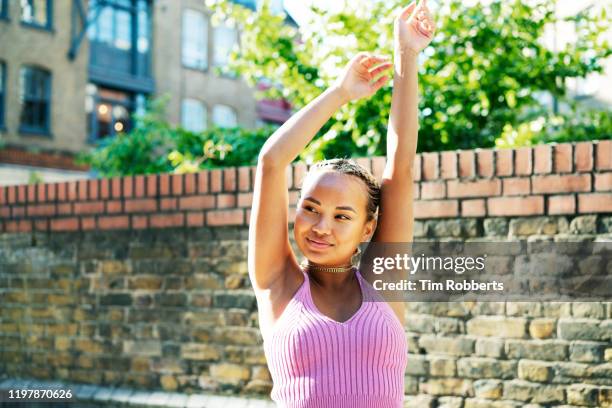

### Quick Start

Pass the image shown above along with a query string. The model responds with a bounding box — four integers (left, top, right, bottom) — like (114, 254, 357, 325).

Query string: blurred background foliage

(76, 97, 271, 177)
(80, 0, 611, 175)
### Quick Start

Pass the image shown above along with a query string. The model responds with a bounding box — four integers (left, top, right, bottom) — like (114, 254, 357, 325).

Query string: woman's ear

(362, 218, 377, 241)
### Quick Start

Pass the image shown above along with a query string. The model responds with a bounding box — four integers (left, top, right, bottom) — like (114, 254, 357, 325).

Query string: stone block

(99, 260, 131, 275)
(541, 302, 572, 318)
(558, 318, 605, 341)
(505, 339, 568, 361)
(406, 354, 429, 376)
(213, 292, 256, 309)
(570, 341, 606, 363)
(128, 276, 163, 290)
(155, 293, 188, 307)
(566, 384, 599, 406)
(438, 396, 464, 408)
(404, 394, 436, 408)
(435, 317, 463, 334)
(457, 357, 516, 379)
(464, 399, 522, 408)
(100, 293, 132, 306)
(509, 217, 560, 236)
(244, 380, 273, 394)
(209, 363, 250, 382)
(572, 303, 605, 319)
(429, 356, 457, 377)
(475, 338, 505, 358)
(473, 379, 502, 399)
(244, 347, 268, 365)
(529, 318, 555, 339)
(554, 361, 590, 380)
(517, 360, 553, 382)
(212, 327, 262, 346)
(405, 375, 419, 395)
(160, 375, 178, 391)
(419, 378, 474, 397)
(123, 340, 162, 357)
(484, 218, 508, 237)
(466, 316, 527, 338)
(503, 380, 564, 404)
(506, 302, 542, 317)
(180, 343, 220, 361)
(570, 215, 598, 234)
(406, 314, 435, 333)
(419, 335, 475, 356)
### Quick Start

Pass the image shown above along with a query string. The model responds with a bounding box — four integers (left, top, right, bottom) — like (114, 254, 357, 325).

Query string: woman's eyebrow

(304, 197, 356, 213)
(336, 206, 357, 213)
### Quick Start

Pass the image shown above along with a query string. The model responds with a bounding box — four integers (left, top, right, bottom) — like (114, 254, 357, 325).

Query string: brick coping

(0, 378, 275, 407)
(0, 141, 611, 233)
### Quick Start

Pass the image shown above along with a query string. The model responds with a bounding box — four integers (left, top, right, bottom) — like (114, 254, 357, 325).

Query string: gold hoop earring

(351, 247, 362, 265)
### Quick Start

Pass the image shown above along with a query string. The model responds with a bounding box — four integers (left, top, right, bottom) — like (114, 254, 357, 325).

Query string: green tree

(206, 0, 611, 158)
(76, 97, 275, 177)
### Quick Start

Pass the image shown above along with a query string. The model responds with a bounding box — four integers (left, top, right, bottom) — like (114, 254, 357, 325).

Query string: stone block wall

(1, 140, 611, 406)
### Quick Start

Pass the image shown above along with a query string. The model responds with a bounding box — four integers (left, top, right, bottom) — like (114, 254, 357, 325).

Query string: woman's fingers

(398, 1, 417, 21)
(411, 1, 435, 37)
(369, 62, 393, 78)
(370, 75, 389, 93)
(361, 54, 391, 69)
(353, 52, 371, 64)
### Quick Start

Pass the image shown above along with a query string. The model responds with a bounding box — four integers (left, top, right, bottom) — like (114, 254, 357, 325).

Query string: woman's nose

(311, 216, 331, 235)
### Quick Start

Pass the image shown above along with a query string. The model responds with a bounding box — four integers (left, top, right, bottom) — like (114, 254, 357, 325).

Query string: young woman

(248, 1, 435, 406)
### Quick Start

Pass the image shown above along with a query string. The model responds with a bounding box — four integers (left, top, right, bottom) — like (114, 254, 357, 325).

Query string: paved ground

(0, 378, 276, 408)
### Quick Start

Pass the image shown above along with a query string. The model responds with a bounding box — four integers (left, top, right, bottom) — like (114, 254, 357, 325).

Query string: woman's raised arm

(249, 53, 393, 291)
(372, 0, 436, 244)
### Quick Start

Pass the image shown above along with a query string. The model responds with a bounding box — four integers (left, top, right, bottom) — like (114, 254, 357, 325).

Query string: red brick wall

(1, 141, 611, 233)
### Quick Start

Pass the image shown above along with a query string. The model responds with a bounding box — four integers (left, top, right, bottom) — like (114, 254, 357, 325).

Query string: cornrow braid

(303, 158, 381, 221)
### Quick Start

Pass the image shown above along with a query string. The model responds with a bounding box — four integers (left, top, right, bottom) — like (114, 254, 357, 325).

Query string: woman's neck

(307, 267, 357, 290)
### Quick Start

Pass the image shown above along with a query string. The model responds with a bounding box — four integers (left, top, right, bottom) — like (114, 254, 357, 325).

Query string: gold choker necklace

(301, 247, 362, 274)
(301, 260, 354, 274)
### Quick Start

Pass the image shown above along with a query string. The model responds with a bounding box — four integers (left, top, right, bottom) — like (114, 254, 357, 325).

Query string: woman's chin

(300, 249, 330, 264)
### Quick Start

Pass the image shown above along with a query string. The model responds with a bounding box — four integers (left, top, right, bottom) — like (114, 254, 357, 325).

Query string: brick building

(0, 0, 292, 184)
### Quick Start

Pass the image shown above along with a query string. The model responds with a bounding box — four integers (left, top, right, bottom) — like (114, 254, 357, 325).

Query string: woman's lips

(306, 237, 333, 250)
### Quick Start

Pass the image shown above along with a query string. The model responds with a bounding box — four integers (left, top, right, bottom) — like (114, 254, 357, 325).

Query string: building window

(87, 86, 135, 141)
(0, 0, 9, 20)
(89, 0, 132, 51)
(213, 24, 238, 68)
(182, 9, 208, 70)
(212, 104, 237, 128)
(88, 0, 151, 78)
(0, 62, 5, 128)
(181, 99, 206, 132)
(19, 66, 51, 134)
(232, 0, 256, 10)
(21, 0, 52, 29)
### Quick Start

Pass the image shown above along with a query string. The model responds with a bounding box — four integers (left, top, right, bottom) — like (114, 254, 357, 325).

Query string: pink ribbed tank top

(262, 267, 407, 407)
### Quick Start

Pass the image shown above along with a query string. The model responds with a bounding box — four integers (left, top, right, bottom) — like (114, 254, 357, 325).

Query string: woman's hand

(333, 53, 392, 102)
(394, 0, 436, 54)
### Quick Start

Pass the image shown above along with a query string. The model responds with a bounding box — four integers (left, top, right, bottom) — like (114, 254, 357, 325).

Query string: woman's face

(294, 170, 376, 266)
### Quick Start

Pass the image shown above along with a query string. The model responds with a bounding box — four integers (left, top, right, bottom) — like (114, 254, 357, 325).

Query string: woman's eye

(336, 214, 351, 220)
(304, 206, 317, 213)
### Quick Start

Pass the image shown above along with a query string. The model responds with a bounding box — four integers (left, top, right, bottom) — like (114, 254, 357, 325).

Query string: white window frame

(212, 104, 237, 128)
(182, 9, 208, 70)
(181, 98, 207, 132)
(213, 24, 238, 68)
